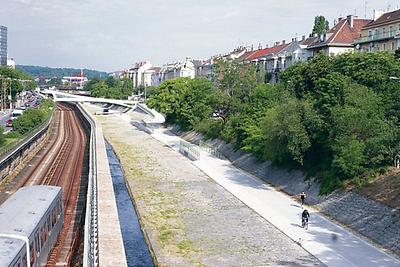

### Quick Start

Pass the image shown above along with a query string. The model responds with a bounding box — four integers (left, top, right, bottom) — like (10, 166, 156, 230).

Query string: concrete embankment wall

(172, 127, 400, 256)
(79, 103, 128, 267)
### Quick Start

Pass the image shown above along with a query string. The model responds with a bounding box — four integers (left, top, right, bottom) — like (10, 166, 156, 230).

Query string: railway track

(20, 103, 87, 266)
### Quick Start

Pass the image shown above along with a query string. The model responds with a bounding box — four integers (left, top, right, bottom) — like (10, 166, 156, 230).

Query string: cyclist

(301, 209, 310, 229)
(300, 191, 306, 208)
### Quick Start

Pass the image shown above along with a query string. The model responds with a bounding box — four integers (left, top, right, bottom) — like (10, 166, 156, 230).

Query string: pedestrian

(300, 191, 306, 208)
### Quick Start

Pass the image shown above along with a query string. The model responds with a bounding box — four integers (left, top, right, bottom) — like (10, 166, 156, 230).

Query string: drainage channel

(106, 142, 155, 267)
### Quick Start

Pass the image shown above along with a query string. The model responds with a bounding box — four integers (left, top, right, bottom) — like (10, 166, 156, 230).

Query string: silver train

(0, 186, 63, 267)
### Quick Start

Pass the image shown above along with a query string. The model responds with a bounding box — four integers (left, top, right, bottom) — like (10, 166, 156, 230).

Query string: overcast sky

(1, 0, 399, 72)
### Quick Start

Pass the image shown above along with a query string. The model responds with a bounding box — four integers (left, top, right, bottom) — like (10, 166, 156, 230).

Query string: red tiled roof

(244, 43, 290, 61)
(365, 9, 400, 28)
(300, 36, 318, 46)
(309, 17, 371, 47)
(239, 50, 258, 60)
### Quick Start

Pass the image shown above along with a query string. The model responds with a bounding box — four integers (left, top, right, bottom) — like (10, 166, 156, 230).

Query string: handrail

(199, 140, 224, 159)
(78, 103, 99, 267)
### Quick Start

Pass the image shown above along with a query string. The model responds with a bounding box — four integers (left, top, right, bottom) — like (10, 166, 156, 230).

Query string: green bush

(195, 118, 224, 140)
(147, 53, 400, 194)
(13, 99, 53, 135)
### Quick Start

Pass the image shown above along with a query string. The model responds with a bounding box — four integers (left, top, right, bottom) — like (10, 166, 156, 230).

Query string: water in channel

(106, 142, 155, 267)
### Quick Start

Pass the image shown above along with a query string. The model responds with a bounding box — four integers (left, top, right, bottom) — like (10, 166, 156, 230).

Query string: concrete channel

(105, 141, 155, 267)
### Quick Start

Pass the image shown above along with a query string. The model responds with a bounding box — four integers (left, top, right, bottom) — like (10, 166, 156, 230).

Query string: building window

(383, 43, 386, 50)
(368, 30, 372, 37)
(392, 42, 395, 50)
(383, 28, 386, 35)
(390, 26, 393, 34)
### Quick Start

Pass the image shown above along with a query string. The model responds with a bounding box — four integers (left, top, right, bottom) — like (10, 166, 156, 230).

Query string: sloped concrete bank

(171, 126, 400, 257)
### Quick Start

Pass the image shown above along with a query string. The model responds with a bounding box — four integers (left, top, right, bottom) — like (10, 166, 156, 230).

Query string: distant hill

(16, 65, 108, 79)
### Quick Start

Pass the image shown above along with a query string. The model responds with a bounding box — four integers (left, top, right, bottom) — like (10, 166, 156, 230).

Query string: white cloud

(2, 0, 400, 71)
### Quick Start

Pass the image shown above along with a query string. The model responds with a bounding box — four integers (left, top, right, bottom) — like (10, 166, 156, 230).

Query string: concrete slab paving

(150, 126, 400, 267)
(92, 110, 323, 267)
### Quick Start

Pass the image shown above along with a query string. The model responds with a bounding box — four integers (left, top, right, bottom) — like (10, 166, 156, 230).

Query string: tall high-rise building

(0, 26, 7, 66)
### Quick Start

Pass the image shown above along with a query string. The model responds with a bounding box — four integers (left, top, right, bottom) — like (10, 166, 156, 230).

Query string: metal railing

(355, 30, 400, 43)
(79, 103, 99, 267)
(199, 140, 224, 159)
(179, 140, 200, 160)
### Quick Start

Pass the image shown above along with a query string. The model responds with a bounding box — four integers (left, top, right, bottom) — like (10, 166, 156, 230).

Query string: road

(0, 110, 12, 132)
(150, 126, 400, 267)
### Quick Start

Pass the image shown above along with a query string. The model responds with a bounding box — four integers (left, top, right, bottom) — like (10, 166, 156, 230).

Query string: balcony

(355, 30, 400, 44)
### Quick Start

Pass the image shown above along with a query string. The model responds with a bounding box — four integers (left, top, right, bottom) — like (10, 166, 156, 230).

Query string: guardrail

(179, 140, 200, 160)
(199, 140, 224, 159)
(78, 103, 99, 267)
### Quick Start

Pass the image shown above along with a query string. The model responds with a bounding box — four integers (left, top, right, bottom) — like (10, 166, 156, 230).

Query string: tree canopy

(84, 76, 133, 100)
(312, 16, 330, 35)
(147, 52, 400, 194)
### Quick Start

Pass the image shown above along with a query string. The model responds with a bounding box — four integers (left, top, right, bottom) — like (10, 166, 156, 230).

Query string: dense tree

(312, 16, 330, 35)
(13, 99, 53, 135)
(84, 77, 133, 100)
(0, 66, 36, 104)
(147, 52, 400, 193)
(16, 65, 107, 79)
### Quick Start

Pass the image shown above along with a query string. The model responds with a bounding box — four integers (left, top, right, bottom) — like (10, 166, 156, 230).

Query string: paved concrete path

(151, 127, 400, 267)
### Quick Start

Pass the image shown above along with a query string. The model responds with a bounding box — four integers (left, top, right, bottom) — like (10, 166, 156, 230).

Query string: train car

(0, 185, 63, 267)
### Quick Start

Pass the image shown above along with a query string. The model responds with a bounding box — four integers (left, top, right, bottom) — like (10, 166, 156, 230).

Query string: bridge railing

(78, 103, 99, 267)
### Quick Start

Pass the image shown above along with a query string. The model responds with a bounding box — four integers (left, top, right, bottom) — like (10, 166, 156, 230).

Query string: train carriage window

(51, 210, 57, 227)
(47, 215, 51, 232)
(35, 231, 40, 253)
(30, 241, 36, 265)
(40, 226, 46, 247)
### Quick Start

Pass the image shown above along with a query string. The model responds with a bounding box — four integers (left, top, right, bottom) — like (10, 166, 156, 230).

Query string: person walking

(300, 191, 306, 208)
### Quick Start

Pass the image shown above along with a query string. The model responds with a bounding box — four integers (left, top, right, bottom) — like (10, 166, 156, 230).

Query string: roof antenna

(364, 1, 367, 18)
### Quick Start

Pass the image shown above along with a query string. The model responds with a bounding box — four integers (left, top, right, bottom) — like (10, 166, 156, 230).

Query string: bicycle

(302, 217, 309, 230)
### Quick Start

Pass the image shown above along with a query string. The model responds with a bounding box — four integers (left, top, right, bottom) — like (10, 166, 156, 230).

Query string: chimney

(282, 40, 286, 44)
(274, 41, 280, 46)
(302, 35, 306, 41)
(347, 15, 354, 28)
(338, 17, 344, 22)
(265, 44, 269, 48)
(258, 43, 262, 50)
(373, 10, 385, 20)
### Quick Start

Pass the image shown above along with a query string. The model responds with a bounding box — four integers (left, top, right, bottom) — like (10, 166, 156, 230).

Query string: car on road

(11, 109, 24, 120)
(5, 119, 12, 127)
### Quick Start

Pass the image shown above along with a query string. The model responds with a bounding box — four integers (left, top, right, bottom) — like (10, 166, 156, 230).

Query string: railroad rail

(16, 103, 87, 266)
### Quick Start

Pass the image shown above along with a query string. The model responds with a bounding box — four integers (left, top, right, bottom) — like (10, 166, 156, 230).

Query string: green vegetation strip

(102, 135, 203, 266)
(0, 99, 54, 159)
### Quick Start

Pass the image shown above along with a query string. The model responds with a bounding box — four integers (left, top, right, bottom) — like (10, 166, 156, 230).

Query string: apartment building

(355, 9, 400, 52)
(0, 25, 7, 66)
(307, 15, 371, 56)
